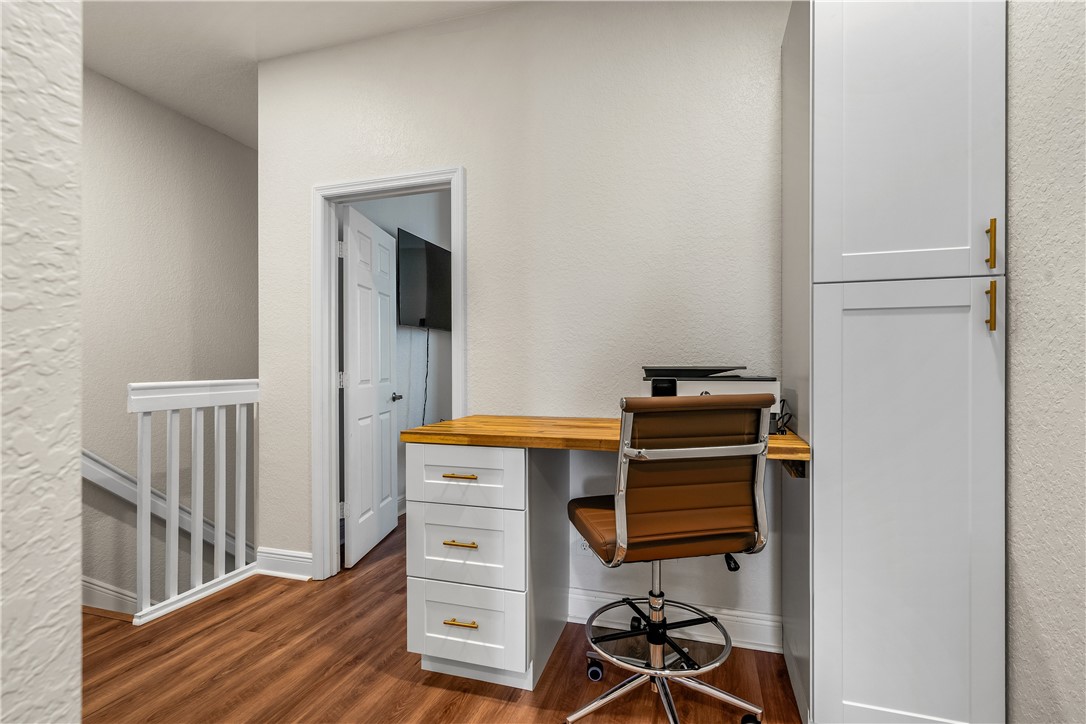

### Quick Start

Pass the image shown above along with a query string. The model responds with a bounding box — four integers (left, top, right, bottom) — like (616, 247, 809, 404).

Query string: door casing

(310, 167, 467, 580)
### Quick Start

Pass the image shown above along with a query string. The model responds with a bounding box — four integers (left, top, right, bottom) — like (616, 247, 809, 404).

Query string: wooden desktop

(400, 414, 811, 459)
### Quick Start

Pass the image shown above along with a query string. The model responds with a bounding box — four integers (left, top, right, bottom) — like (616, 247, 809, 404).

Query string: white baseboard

(83, 576, 138, 615)
(567, 587, 783, 654)
(256, 546, 313, 581)
(398, 495, 407, 516)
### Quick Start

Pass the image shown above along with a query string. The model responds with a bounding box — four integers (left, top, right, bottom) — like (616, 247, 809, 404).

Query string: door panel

(343, 207, 399, 568)
(812, 277, 1004, 723)
(813, 1, 1006, 282)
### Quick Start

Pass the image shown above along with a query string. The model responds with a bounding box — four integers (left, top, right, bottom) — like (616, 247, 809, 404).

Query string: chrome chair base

(566, 671, 763, 724)
(566, 594, 764, 724)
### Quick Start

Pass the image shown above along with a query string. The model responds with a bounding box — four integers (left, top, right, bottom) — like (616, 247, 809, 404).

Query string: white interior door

(812, 1, 1006, 282)
(812, 276, 1005, 723)
(343, 206, 399, 568)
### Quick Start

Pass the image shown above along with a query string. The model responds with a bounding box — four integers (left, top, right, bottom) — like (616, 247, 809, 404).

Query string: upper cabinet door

(812, 1, 1006, 283)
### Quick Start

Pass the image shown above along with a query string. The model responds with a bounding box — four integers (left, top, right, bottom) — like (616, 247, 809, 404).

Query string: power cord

(775, 398, 793, 434)
(421, 327, 430, 426)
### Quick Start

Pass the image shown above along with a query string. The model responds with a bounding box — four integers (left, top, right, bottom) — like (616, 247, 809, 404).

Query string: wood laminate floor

(83, 520, 801, 723)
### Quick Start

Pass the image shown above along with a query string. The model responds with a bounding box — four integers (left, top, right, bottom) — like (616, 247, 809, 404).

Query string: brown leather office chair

(566, 393, 773, 724)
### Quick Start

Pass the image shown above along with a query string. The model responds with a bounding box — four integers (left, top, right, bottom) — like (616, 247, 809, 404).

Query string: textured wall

(1006, 2, 1086, 721)
(81, 69, 258, 598)
(259, 0, 790, 553)
(0, 2, 83, 721)
(351, 192, 453, 508)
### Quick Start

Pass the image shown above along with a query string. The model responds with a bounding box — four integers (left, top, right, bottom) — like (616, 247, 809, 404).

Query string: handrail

(127, 379, 259, 413)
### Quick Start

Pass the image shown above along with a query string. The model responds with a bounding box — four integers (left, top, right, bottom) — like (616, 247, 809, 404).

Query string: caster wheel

(631, 617, 644, 631)
(587, 660, 605, 682)
(740, 715, 761, 724)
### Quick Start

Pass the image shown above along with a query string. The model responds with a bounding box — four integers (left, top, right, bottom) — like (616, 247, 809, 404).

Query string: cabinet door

(812, 277, 1004, 723)
(813, 1, 1006, 282)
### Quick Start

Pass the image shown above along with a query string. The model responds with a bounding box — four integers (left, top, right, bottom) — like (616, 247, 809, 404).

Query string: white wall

(81, 69, 258, 600)
(0, 3, 83, 720)
(352, 192, 453, 509)
(259, 1, 790, 638)
(259, 0, 789, 550)
(257, 0, 1086, 683)
(1006, 2, 1085, 720)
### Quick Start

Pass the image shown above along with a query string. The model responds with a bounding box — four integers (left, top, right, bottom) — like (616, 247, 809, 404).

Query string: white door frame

(310, 167, 466, 580)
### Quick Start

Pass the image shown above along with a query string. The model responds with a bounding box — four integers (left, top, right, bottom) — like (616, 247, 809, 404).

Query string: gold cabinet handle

(985, 218, 997, 269)
(443, 618, 479, 629)
(442, 539, 478, 549)
(442, 473, 478, 480)
(985, 280, 997, 332)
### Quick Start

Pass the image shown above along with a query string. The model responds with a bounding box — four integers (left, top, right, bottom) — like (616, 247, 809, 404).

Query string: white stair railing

(127, 379, 259, 625)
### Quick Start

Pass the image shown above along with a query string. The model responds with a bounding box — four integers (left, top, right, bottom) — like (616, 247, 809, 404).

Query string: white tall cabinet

(782, 3, 1006, 723)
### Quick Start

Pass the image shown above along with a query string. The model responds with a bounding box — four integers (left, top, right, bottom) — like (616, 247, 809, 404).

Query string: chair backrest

(610, 393, 774, 566)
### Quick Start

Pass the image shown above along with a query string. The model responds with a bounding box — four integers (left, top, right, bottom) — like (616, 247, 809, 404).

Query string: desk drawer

(407, 502, 526, 591)
(406, 444, 526, 510)
(407, 577, 527, 672)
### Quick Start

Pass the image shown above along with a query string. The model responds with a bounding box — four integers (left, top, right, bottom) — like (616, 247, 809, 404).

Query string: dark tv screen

(397, 229, 451, 331)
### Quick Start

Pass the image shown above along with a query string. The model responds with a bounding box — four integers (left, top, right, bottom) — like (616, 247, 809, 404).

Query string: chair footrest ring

(584, 597, 733, 678)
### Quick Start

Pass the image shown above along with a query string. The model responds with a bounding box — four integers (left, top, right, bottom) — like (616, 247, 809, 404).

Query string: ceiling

(84, 2, 503, 148)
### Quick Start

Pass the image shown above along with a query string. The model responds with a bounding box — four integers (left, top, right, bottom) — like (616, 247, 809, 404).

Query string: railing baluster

(165, 409, 181, 599)
(190, 407, 204, 589)
(136, 411, 153, 613)
(214, 405, 227, 578)
(127, 380, 259, 625)
(235, 404, 248, 569)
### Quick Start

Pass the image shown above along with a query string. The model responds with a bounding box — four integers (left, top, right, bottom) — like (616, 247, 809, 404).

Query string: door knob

(391, 392, 403, 402)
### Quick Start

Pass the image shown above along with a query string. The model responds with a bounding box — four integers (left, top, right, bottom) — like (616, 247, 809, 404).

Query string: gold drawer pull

(985, 217, 997, 269)
(442, 539, 478, 549)
(443, 618, 479, 629)
(985, 279, 997, 332)
(442, 473, 478, 480)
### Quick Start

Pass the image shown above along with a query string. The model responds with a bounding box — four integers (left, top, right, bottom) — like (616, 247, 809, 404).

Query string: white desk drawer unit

(406, 501, 526, 590)
(406, 443, 526, 510)
(405, 443, 569, 691)
(406, 577, 527, 672)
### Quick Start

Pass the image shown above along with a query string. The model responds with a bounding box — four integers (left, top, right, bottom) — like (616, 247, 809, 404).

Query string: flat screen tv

(396, 228, 451, 331)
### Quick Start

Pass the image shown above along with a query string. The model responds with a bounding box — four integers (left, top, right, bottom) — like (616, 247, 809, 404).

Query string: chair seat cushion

(568, 495, 758, 564)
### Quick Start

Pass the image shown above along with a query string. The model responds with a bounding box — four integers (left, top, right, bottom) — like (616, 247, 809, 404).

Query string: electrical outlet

(575, 536, 594, 557)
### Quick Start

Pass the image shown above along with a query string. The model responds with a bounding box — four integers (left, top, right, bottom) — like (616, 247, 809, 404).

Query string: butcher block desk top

(400, 415, 811, 461)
